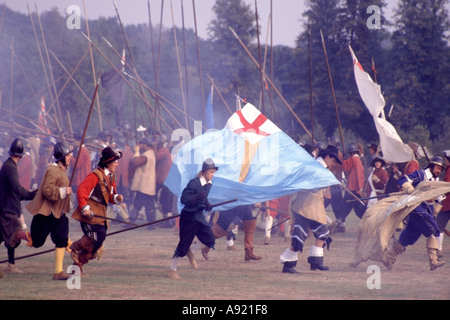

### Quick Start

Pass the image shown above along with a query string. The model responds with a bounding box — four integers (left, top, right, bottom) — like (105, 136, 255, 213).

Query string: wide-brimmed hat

(99, 147, 122, 166)
(370, 156, 386, 167)
(318, 146, 342, 165)
(202, 158, 219, 172)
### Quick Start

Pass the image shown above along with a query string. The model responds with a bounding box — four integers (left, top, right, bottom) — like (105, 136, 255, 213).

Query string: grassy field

(0, 206, 448, 301)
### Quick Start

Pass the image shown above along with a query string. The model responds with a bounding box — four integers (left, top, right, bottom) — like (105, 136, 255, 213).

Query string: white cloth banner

(349, 46, 414, 163)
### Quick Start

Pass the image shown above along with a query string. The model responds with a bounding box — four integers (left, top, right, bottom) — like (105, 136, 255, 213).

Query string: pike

(0, 199, 238, 264)
(93, 214, 138, 226)
(107, 198, 238, 237)
(69, 76, 101, 186)
(229, 26, 315, 142)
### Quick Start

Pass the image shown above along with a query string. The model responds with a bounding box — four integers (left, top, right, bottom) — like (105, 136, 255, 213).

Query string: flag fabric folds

(165, 103, 339, 212)
(350, 181, 450, 267)
(349, 46, 414, 163)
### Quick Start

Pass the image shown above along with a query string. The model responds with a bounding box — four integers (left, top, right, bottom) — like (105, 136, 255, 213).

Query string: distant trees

(0, 0, 448, 155)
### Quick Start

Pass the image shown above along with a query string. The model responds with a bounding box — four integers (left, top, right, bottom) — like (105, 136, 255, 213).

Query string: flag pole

(254, 0, 266, 114)
(320, 29, 345, 153)
(206, 74, 233, 115)
(192, 0, 206, 123)
(308, 22, 314, 142)
(229, 27, 315, 142)
(170, 0, 188, 129)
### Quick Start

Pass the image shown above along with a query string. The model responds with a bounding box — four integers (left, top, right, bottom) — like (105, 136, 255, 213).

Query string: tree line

(0, 0, 448, 159)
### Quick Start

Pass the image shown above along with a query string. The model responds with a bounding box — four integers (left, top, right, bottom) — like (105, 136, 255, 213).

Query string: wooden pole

(254, 0, 265, 114)
(82, 0, 103, 131)
(69, 77, 100, 186)
(308, 22, 314, 142)
(170, 0, 188, 129)
(229, 27, 315, 142)
(320, 29, 345, 152)
(192, 0, 206, 123)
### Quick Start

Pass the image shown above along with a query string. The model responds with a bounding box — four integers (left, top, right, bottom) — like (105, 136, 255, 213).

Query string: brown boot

(242, 219, 262, 261)
(211, 223, 228, 239)
(383, 238, 405, 270)
(201, 246, 210, 260)
(426, 237, 445, 271)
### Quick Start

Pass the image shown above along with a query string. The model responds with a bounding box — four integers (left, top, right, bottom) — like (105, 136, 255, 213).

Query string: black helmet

(53, 142, 72, 161)
(9, 138, 26, 157)
(426, 156, 445, 170)
(347, 142, 360, 154)
(202, 158, 219, 172)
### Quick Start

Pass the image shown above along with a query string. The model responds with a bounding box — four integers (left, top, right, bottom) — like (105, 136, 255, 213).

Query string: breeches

(217, 206, 254, 231)
(30, 213, 69, 248)
(80, 222, 107, 253)
(174, 215, 215, 258)
(399, 208, 440, 247)
(291, 213, 329, 252)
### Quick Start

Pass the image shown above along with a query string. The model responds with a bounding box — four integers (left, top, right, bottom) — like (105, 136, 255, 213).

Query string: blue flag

(165, 104, 339, 211)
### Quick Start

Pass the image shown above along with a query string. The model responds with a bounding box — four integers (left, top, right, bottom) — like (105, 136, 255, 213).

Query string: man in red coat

(70, 147, 123, 275)
(338, 143, 366, 228)
(70, 134, 92, 194)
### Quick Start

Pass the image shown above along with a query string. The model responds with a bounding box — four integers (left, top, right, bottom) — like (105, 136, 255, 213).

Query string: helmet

(426, 156, 445, 170)
(314, 141, 327, 151)
(327, 136, 340, 147)
(202, 158, 219, 172)
(347, 142, 360, 154)
(8, 138, 25, 157)
(53, 142, 72, 161)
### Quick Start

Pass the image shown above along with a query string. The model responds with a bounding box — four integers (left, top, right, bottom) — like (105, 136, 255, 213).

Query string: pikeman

(70, 146, 123, 275)
(279, 146, 341, 274)
(25, 142, 74, 280)
(0, 138, 37, 275)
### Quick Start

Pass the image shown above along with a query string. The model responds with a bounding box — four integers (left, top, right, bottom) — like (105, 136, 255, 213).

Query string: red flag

(37, 96, 51, 136)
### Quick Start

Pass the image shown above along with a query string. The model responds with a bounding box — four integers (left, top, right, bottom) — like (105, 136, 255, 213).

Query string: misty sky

(4, 0, 400, 47)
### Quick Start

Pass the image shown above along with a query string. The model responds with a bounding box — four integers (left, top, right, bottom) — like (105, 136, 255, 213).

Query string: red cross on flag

(225, 103, 281, 182)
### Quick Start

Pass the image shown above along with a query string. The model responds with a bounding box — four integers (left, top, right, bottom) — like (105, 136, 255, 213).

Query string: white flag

(349, 46, 414, 163)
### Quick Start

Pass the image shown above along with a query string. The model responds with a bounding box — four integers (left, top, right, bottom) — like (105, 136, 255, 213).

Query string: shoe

(7, 263, 23, 273)
(167, 268, 179, 279)
(52, 271, 71, 280)
(264, 236, 270, 245)
(282, 261, 299, 274)
(25, 231, 33, 247)
(245, 248, 262, 261)
(307, 256, 329, 271)
(186, 250, 198, 269)
(201, 247, 210, 260)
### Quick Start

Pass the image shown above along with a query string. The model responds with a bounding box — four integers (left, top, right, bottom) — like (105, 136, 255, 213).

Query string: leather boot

(211, 223, 228, 239)
(426, 237, 445, 271)
(307, 256, 329, 271)
(383, 238, 405, 270)
(282, 261, 299, 274)
(243, 219, 262, 261)
(70, 236, 95, 267)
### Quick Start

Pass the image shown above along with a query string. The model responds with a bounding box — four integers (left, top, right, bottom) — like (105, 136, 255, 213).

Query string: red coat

(18, 153, 32, 190)
(115, 145, 133, 188)
(342, 155, 365, 195)
(70, 146, 92, 188)
(155, 146, 172, 184)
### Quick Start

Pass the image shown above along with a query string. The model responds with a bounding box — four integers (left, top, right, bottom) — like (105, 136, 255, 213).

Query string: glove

(205, 201, 212, 211)
(81, 206, 94, 219)
(401, 182, 415, 194)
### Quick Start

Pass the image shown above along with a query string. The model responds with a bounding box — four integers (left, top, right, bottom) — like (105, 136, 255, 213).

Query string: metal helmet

(53, 142, 71, 161)
(202, 158, 219, 172)
(327, 136, 340, 147)
(8, 138, 26, 157)
(426, 156, 445, 169)
(314, 141, 327, 151)
(347, 142, 360, 154)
